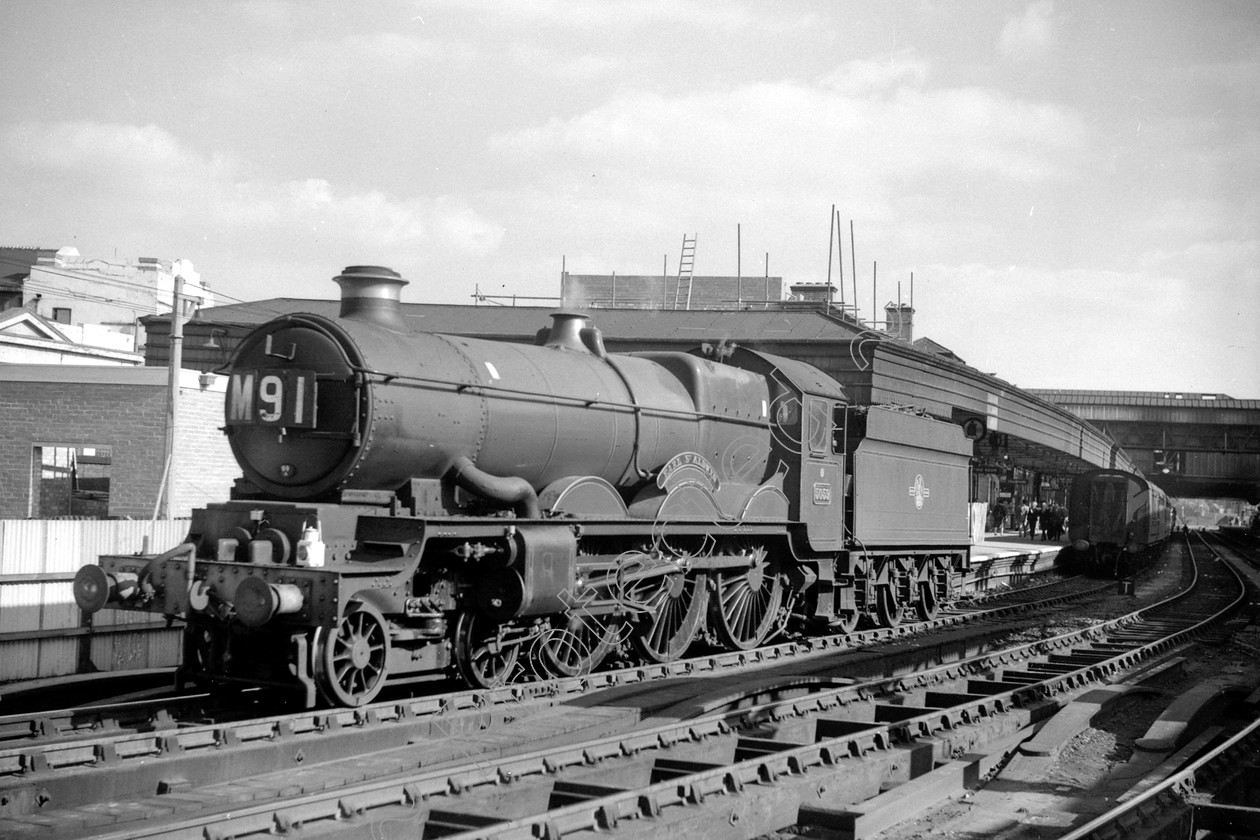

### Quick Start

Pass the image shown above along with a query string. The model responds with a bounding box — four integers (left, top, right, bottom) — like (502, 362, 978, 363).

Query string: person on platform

(993, 501, 1007, 534)
(1018, 501, 1030, 536)
(1026, 504, 1040, 541)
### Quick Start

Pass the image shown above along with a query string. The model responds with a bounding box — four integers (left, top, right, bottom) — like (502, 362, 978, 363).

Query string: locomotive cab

(717, 346, 848, 553)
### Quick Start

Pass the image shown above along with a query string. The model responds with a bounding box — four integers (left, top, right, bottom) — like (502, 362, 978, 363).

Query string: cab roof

(720, 345, 848, 401)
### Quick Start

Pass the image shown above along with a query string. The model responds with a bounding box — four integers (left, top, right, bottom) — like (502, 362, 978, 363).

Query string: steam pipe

(447, 456, 541, 518)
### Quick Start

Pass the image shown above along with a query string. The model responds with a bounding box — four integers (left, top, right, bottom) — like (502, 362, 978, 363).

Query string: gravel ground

(874, 631, 1260, 840)
(766, 543, 1260, 840)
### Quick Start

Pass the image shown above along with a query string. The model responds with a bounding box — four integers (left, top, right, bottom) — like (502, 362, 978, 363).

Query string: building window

(52, 307, 72, 324)
(30, 445, 111, 518)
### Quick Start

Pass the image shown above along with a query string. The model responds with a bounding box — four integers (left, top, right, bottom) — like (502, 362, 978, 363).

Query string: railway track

(0, 535, 1243, 839)
(1047, 530, 1260, 840)
(0, 548, 1063, 745)
(0, 559, 1101, 763)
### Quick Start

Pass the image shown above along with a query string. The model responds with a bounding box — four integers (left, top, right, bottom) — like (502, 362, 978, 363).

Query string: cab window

(807, 398, 830, 454)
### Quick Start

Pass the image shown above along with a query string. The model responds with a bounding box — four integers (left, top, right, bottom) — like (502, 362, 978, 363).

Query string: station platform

(964, 532, 1065, 592)
(971, 532, 1067, 564)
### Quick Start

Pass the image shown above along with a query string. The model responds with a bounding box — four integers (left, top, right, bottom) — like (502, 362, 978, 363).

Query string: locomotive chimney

(334, 265, 410, 331)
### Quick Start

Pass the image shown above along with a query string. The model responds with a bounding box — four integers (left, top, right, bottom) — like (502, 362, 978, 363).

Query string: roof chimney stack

(884, 302, 914, 343)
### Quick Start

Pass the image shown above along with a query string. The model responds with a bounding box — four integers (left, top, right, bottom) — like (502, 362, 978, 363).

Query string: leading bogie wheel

(314, 599, 391, 707)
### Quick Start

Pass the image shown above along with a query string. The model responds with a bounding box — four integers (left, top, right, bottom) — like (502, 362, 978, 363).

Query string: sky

(1, 1, 1256, 394)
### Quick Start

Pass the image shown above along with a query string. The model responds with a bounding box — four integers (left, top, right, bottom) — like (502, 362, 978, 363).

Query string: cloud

(6, 120, 207, 176)
(492, 61, 1089, 188)
(914, 257, 1257, 392)
(819, 53, 930, 97)
(229, 0, 294, 28)
(419, 0, 762, 32)
(0, 119, 503, 290)
(506, 44, 624, 80)
(207, 31, 470, 104)
(999, 2, 1057, 60)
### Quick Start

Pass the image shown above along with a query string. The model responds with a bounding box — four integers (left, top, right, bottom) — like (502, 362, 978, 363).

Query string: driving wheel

(453, 611, 520, 689)
(628, 570, 708, 663)
(708, 547, 784, 650)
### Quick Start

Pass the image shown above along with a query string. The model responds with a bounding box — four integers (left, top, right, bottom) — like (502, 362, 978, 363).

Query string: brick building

(0, 366, 237, 519)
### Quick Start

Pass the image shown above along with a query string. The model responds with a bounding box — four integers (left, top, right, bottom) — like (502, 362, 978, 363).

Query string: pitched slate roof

(180, 298, 875, 343)
(0, 308, 72, 342)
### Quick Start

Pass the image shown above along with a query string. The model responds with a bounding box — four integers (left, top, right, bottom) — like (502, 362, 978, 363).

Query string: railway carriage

(75, 266, 973, 707)
(1066, 468, 1176, 575)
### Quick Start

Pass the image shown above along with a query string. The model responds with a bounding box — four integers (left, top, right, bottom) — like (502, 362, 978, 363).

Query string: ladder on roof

(672, 234, 697, 310)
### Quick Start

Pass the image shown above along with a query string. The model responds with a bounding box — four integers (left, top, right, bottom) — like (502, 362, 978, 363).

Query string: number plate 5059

(226, 370, 317, 428)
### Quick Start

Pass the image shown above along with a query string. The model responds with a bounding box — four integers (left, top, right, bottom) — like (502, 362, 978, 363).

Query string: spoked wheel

(916, 566, 947, 621)
(453, 611, 520, 689)
(538, 612, 619, 677)
(628, 570, 709, 663)
(876, 585, 901, 628)
(708, 547, 785, 650)
(314, 600, 390, 707)
(916, 581, 940, 621)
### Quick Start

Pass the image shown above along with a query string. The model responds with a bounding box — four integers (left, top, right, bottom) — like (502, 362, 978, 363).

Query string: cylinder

(234, 577, 305, 627)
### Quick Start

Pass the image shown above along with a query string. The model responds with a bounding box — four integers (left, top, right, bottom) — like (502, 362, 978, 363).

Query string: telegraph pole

(161, 259, 196, 520)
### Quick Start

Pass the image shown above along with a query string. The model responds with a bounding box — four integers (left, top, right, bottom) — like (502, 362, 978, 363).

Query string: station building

(0, 365, 236, 520)
(1, 246, 214, 353)
(0, 249, 236, 520)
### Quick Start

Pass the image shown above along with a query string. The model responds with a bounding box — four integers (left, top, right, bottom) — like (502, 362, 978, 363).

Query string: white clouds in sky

(999, 1, 1057, 60)
(0, 0, 1254, 393)
(496, 65, 1086, 184)
(2, 118, 502, 265)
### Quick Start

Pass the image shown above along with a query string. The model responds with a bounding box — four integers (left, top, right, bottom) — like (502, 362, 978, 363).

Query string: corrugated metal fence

(0, 520, 187, 683)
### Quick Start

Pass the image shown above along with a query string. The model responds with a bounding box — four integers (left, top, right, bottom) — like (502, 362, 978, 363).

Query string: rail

(1, 536, 1246, 839)
(1054, 530, 1259, 840)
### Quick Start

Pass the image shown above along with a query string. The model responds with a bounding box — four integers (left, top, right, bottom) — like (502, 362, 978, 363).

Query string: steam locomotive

(75, 266, 973, 707)
(1065, 468, 1176, 575)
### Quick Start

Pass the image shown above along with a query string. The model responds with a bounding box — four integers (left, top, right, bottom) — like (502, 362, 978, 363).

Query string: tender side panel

(850, 408, 972, 548)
